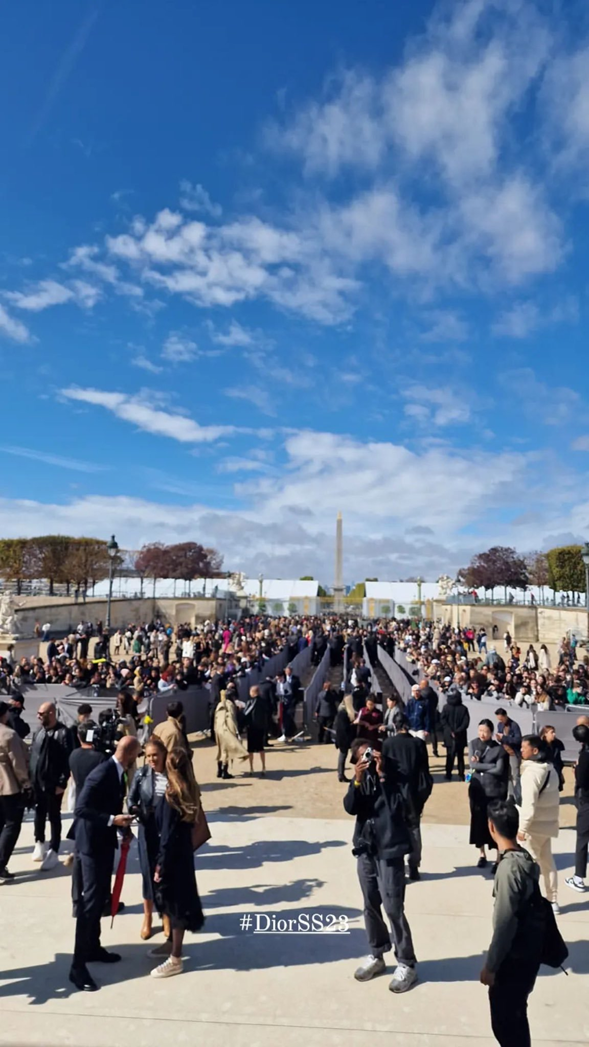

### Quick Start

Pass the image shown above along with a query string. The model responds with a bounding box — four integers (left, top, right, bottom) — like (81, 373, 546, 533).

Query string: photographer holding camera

(344, 737, 418, 993)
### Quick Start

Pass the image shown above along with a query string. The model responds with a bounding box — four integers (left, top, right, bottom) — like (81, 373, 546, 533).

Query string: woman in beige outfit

(517, 734, 560, 912)
(214, 691, 248, 779)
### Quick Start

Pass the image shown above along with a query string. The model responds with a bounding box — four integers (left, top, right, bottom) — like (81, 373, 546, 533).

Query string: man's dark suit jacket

(71, 759, 124, 856)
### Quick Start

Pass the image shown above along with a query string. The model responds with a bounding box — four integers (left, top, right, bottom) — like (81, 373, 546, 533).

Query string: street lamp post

(582, 543, 589, 639)
(258, 573, 264, 613)
(106, 534, 119, 632)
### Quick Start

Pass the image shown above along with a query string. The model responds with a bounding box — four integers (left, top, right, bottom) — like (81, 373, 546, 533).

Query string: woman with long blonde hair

(149, 747, 205, 978)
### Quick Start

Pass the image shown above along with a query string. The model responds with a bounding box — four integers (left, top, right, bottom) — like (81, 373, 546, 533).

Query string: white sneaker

(565, 876, 586, 893)
(389, 964, 418, 993)
(150, 956, 183, 978)
(551, 902, 561, 915)
(40, 848, 59, 871)
(277, 735, 286, 743)
(354, 954, 386, 981)
(33, 842, 48, 862)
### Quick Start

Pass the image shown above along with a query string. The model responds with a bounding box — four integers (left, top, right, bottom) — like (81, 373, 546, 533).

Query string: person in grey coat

(468, 720, 508, 871)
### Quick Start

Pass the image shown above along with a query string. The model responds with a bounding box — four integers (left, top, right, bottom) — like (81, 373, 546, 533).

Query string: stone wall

(6, 593, 240, 640)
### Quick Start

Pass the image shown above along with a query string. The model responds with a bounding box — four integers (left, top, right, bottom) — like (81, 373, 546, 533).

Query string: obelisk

(333, 511, 345, 612)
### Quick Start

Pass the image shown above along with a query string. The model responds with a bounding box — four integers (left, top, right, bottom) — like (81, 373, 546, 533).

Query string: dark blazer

(440, 691, 470, 749)
(468, 738, 508, 799)
(71, 758, 124, 855)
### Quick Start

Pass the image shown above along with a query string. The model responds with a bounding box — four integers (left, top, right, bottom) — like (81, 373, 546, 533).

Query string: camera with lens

(93, 709, 125, 755)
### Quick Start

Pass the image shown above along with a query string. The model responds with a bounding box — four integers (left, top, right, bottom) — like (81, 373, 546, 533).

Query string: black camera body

(94, 709, 125, 755)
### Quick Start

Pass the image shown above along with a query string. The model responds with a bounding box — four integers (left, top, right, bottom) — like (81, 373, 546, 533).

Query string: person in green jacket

(566, 685, 587, 705)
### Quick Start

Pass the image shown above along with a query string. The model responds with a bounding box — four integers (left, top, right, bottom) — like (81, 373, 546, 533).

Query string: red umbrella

(110, 834, 131, 928)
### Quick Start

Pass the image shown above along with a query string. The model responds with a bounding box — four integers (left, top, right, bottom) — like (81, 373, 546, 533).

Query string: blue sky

(2, 0, 589, 581)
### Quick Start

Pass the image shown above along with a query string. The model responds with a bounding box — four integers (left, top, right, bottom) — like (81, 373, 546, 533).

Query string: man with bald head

(576, 715, 589, 729)
(69, 736, 141, 991)
(29, 701, 71, 870)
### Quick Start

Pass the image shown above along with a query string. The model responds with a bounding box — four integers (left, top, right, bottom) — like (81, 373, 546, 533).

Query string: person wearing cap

(6, 693, 30, 741)
(0, 700, 32, 882)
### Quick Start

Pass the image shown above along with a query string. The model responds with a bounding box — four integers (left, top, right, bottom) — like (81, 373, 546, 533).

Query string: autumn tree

(67, 538, 110, 595)
(525, 551, 549, 602)
(459, 546, 528, 601)
(35, 535, 74, 595)
(135, 543, 170, 598)
(0, 538, 39, 593)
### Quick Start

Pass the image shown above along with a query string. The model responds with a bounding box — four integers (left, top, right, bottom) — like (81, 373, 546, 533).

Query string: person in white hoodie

(517, 734, 560, 913)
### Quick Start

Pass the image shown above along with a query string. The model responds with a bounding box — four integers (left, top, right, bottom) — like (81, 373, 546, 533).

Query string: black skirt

(138, 813, 160, 903)
(469, 778, 496, 850)
(155, 802, 205, 933)
(247, 725, 265, 753)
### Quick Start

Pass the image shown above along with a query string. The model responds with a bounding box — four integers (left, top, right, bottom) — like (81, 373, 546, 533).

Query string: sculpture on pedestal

(0, 591, 23, 636)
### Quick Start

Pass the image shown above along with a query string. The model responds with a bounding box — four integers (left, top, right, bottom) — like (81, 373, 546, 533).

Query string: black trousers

(337, 750, 348, 778)
(34, 789, 63, 852)
(0, 794, 25, 870)
(357, 853, 416, 967)
(575, 804, 589, 879)
(489, 963, 538, 1047)
(73, 848, 114, 965)
(445, 744, 465, 779)
(317, 716, 333, 743)
(429, 722, 439, 756)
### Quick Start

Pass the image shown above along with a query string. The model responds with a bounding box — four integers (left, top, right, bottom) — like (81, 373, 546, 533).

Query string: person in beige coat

(0, 700, 32, 881)
(517, 734, 560, 912)
(152, 701, 190, 756)
(214, 691, 248, 779)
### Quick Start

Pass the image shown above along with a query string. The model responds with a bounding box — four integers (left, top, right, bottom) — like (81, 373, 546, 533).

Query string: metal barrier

(363, 642, 381, 696)
(303, 644, 331, 741)
(377, 645, 416, 704)
(235, 648, 291, 702)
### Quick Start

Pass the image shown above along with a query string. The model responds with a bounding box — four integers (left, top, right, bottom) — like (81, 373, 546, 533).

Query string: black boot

(216, 761, 223, 778)
(222, 764, 234, 779)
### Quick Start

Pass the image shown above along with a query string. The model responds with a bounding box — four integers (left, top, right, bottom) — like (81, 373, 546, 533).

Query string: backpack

(529, 882, 569, 969)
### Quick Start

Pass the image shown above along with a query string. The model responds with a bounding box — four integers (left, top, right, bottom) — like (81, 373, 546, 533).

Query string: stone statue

(437, 575, 456, 600)
(228, 572, 246, 595)
(0, 591, 23, 636)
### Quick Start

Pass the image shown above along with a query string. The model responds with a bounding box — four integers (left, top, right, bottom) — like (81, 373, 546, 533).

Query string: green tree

(380, 603, 391, 616)
(299, 576, 315, 580)
(347, 582, 366, 601)
(397, 604, 406, 616)
(287, 601, 298, 615)
(546, 545, 585, 595)
(67, 538, 110, 596)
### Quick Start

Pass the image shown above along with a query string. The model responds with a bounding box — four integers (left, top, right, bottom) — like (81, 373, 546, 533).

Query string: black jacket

(343, 772, 411, 860)
(382, 732, 433, 822)
(440, 690, 470, 748)
(71, 758, 124, 855)
(575, 745, 589, 806)
(30, 722, 71, 790)
(69, 747, 107, 792)
(6, 708, 30, 740)
(469, 738, 508, 799)
(334, 704, 356, 752)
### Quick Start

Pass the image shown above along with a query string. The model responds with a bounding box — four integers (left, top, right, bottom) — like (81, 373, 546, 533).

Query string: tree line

(459, 544, 588, 599)
(0, 536, 224, 596)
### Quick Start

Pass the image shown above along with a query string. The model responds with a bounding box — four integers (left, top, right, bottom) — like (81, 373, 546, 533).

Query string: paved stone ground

(0, 739, 586, 1047)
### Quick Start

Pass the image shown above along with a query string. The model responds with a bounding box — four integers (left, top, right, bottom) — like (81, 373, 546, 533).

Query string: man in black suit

(69, 735, 140, 992)
(383, 714, 433, 881)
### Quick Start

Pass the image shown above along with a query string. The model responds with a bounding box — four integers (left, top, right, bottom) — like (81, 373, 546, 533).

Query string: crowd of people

(0, 612, 587, 1046)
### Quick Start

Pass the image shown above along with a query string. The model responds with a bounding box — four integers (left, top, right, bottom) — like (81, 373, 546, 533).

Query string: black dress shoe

(338, 775, 351, 782)
(69, 965, 98, 992)
(408, 867, 421, 881)
(87, 948, 121, 963)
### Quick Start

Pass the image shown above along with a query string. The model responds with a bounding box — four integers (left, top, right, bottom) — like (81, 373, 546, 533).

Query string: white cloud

(131, 354, 163, 374)
(0, 445, 105, 472)
(162, 332, 198, 363)
(0, 304, 31, 343)
(420, 310, 469, 342)
(61, 387, 234, 443)
(224, 384, 276, 416)
(401, 384, 472, 427)
(500, 368, 579, 425)
(217, 456, 272, 474)
(572, 436, 589, 452)
(179, 180, 222, 217)
(493, 301, 540, 338)
(5, 279, 74, 312)
(209, 321, 256, 347)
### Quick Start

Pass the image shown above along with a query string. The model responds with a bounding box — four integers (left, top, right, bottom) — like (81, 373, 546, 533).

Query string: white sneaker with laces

(551, 902, 561, 915)
(389, 964, 418, 993)
(354, 954, 386, 982)
(40, 848, 59, 871)
(33, 842, 48, 863)
(565, 876, 585, 893)
(277, 735, 286, 743)
(150, 956, 183, 978)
